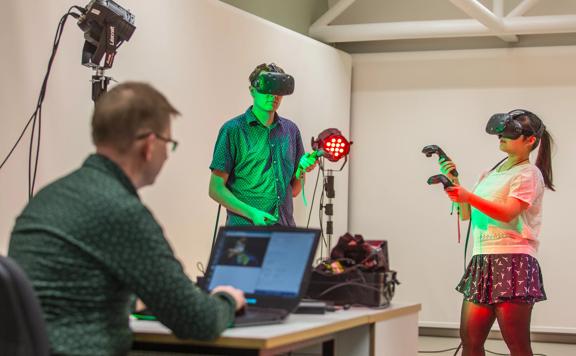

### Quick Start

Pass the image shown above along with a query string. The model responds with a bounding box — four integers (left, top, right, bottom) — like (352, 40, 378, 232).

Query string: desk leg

(373, 312, 419, 356)
(334, 325, 371, 356)
(322, 339, 334, 356)
(255, 335, 334, 356)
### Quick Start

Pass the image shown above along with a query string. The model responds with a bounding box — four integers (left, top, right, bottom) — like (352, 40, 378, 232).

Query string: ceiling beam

(309, 15, 576, 43)
(310, 0, 356, 28)
(449, 0, 518, 42)
(493, 0, 504, 18)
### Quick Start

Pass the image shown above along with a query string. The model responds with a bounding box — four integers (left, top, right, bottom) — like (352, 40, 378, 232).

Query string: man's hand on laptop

(211, 286, 246, 311)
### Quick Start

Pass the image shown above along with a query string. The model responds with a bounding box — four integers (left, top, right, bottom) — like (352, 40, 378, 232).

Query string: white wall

(0, 0, 351, 278)
(349, 46, 576, 333)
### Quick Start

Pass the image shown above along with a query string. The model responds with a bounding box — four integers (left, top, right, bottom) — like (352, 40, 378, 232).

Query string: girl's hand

(445, 185, 471, 203)
(439, 158, 459, 183)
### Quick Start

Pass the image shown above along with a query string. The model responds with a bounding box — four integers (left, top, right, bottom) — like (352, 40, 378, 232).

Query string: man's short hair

(91, 82, 180, 153)
(248, 63, 285, 87)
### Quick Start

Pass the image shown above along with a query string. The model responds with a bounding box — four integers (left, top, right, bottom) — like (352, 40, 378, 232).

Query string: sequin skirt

(456, 253, 546, 304)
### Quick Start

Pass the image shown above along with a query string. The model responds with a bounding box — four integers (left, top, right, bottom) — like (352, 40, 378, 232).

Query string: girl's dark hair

(514, 110, 555, 191)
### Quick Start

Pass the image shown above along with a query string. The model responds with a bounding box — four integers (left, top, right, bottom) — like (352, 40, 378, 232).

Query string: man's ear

(142, 134, 155, 162)
(249, 86, 256, 98)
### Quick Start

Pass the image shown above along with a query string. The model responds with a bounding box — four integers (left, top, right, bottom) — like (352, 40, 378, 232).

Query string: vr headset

(251, 72, 295, 96)
(486, 109, 545, 139)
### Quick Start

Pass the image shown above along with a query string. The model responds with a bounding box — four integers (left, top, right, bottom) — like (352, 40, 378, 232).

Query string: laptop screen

(206, 227, 318, 298)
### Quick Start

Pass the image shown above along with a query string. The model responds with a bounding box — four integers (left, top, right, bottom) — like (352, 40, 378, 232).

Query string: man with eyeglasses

(8, 82, 245, 356)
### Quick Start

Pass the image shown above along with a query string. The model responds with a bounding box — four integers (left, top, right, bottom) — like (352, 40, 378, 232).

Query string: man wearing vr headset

(438, 110, 554, 356)
(209, 63, 318, 226)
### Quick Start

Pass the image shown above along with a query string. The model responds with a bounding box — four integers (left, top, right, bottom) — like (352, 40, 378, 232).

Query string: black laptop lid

(204, 226, 320, 311)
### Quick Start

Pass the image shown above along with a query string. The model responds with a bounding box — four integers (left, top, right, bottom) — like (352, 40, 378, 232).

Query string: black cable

(319, 182, 325, 258)
(315, 280, 383, 297)
(29, 104, 42, 198)
(29, 10, 72, 198)
(28, 105, 38, 198)
(419, 342, 547, 355)
(0, 7, 82, 200)
(486, 350, 546, 356)
(306, 167, 322, 228)
(318, 160, 328, 257)
(418, 346, 460, 354)
(211, 204, 222, 251)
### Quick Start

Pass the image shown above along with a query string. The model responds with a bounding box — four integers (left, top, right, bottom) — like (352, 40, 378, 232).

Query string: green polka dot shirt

(8, 154, 236, 356)
(210, 107, 305, 226)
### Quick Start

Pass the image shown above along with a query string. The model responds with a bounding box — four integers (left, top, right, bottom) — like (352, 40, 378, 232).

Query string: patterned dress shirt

(210, 107, 305, 226)
(9, 154, 236, 356)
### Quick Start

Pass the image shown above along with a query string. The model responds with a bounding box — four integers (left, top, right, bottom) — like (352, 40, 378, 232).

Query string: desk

(131, 302, 420, 356)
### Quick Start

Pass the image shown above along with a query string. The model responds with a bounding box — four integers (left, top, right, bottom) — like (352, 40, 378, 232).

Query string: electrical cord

(318, 180, 325, 258)
(211, 204, 222, 251)
(418, 341, 547, 355)
(315, 280, 383, 297)
(0, 7, 83, 200)
(418, 346, 460, 354)
(305, 166, 322, 228)
(318, 159, 328, 258)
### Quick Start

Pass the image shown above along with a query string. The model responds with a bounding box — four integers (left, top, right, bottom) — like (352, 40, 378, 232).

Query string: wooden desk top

(131, 302, 421, 350)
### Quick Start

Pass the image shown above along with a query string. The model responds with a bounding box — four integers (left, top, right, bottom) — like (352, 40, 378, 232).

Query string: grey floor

(130, 336, 576, 355)
(419, 336, 576, 356)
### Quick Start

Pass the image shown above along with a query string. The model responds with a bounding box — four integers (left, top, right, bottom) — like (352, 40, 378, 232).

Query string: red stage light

(312, 128, 352, 162)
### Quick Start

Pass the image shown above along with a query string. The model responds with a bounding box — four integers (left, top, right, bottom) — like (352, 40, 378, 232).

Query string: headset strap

(464, 216, 471, 271)
(489, 157, 508, 172)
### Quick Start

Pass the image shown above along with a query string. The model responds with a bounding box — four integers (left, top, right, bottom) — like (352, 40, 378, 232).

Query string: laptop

(203, 226, 321, 327)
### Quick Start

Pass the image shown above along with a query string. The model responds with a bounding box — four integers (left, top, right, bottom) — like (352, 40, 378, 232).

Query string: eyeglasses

(135, 132, 179, 152)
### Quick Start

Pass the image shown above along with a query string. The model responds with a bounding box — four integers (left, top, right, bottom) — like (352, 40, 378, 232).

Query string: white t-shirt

(471, 162, 545, 257)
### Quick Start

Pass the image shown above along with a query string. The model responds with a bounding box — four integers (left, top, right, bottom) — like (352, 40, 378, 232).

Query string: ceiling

(314, 0, 576, 52)
(328, 0, 576, 24)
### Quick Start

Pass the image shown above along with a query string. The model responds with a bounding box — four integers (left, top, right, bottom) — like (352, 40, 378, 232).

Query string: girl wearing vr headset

(440, 109, 554, 356)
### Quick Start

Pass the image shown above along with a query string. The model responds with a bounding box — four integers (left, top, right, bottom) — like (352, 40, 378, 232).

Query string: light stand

(91, 67, 112, 102)
(311, 126, 351, 259)
(319, 155, 349, 254)
(323, 169, 335, 252)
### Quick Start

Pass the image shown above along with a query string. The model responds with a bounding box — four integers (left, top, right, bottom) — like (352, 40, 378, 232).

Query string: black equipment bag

(306, 234, 400, 307)
(307, 266, 399, 308)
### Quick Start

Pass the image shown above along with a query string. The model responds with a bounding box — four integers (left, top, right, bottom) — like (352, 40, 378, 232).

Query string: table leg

(322, 339, 335, 356)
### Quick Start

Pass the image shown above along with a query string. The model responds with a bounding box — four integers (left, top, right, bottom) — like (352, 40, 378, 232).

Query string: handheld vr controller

(427, 174, 454, 190)
(310, 149, 324, 160)
(296, 150, 323, 179)
(422, 144, 459, 177)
